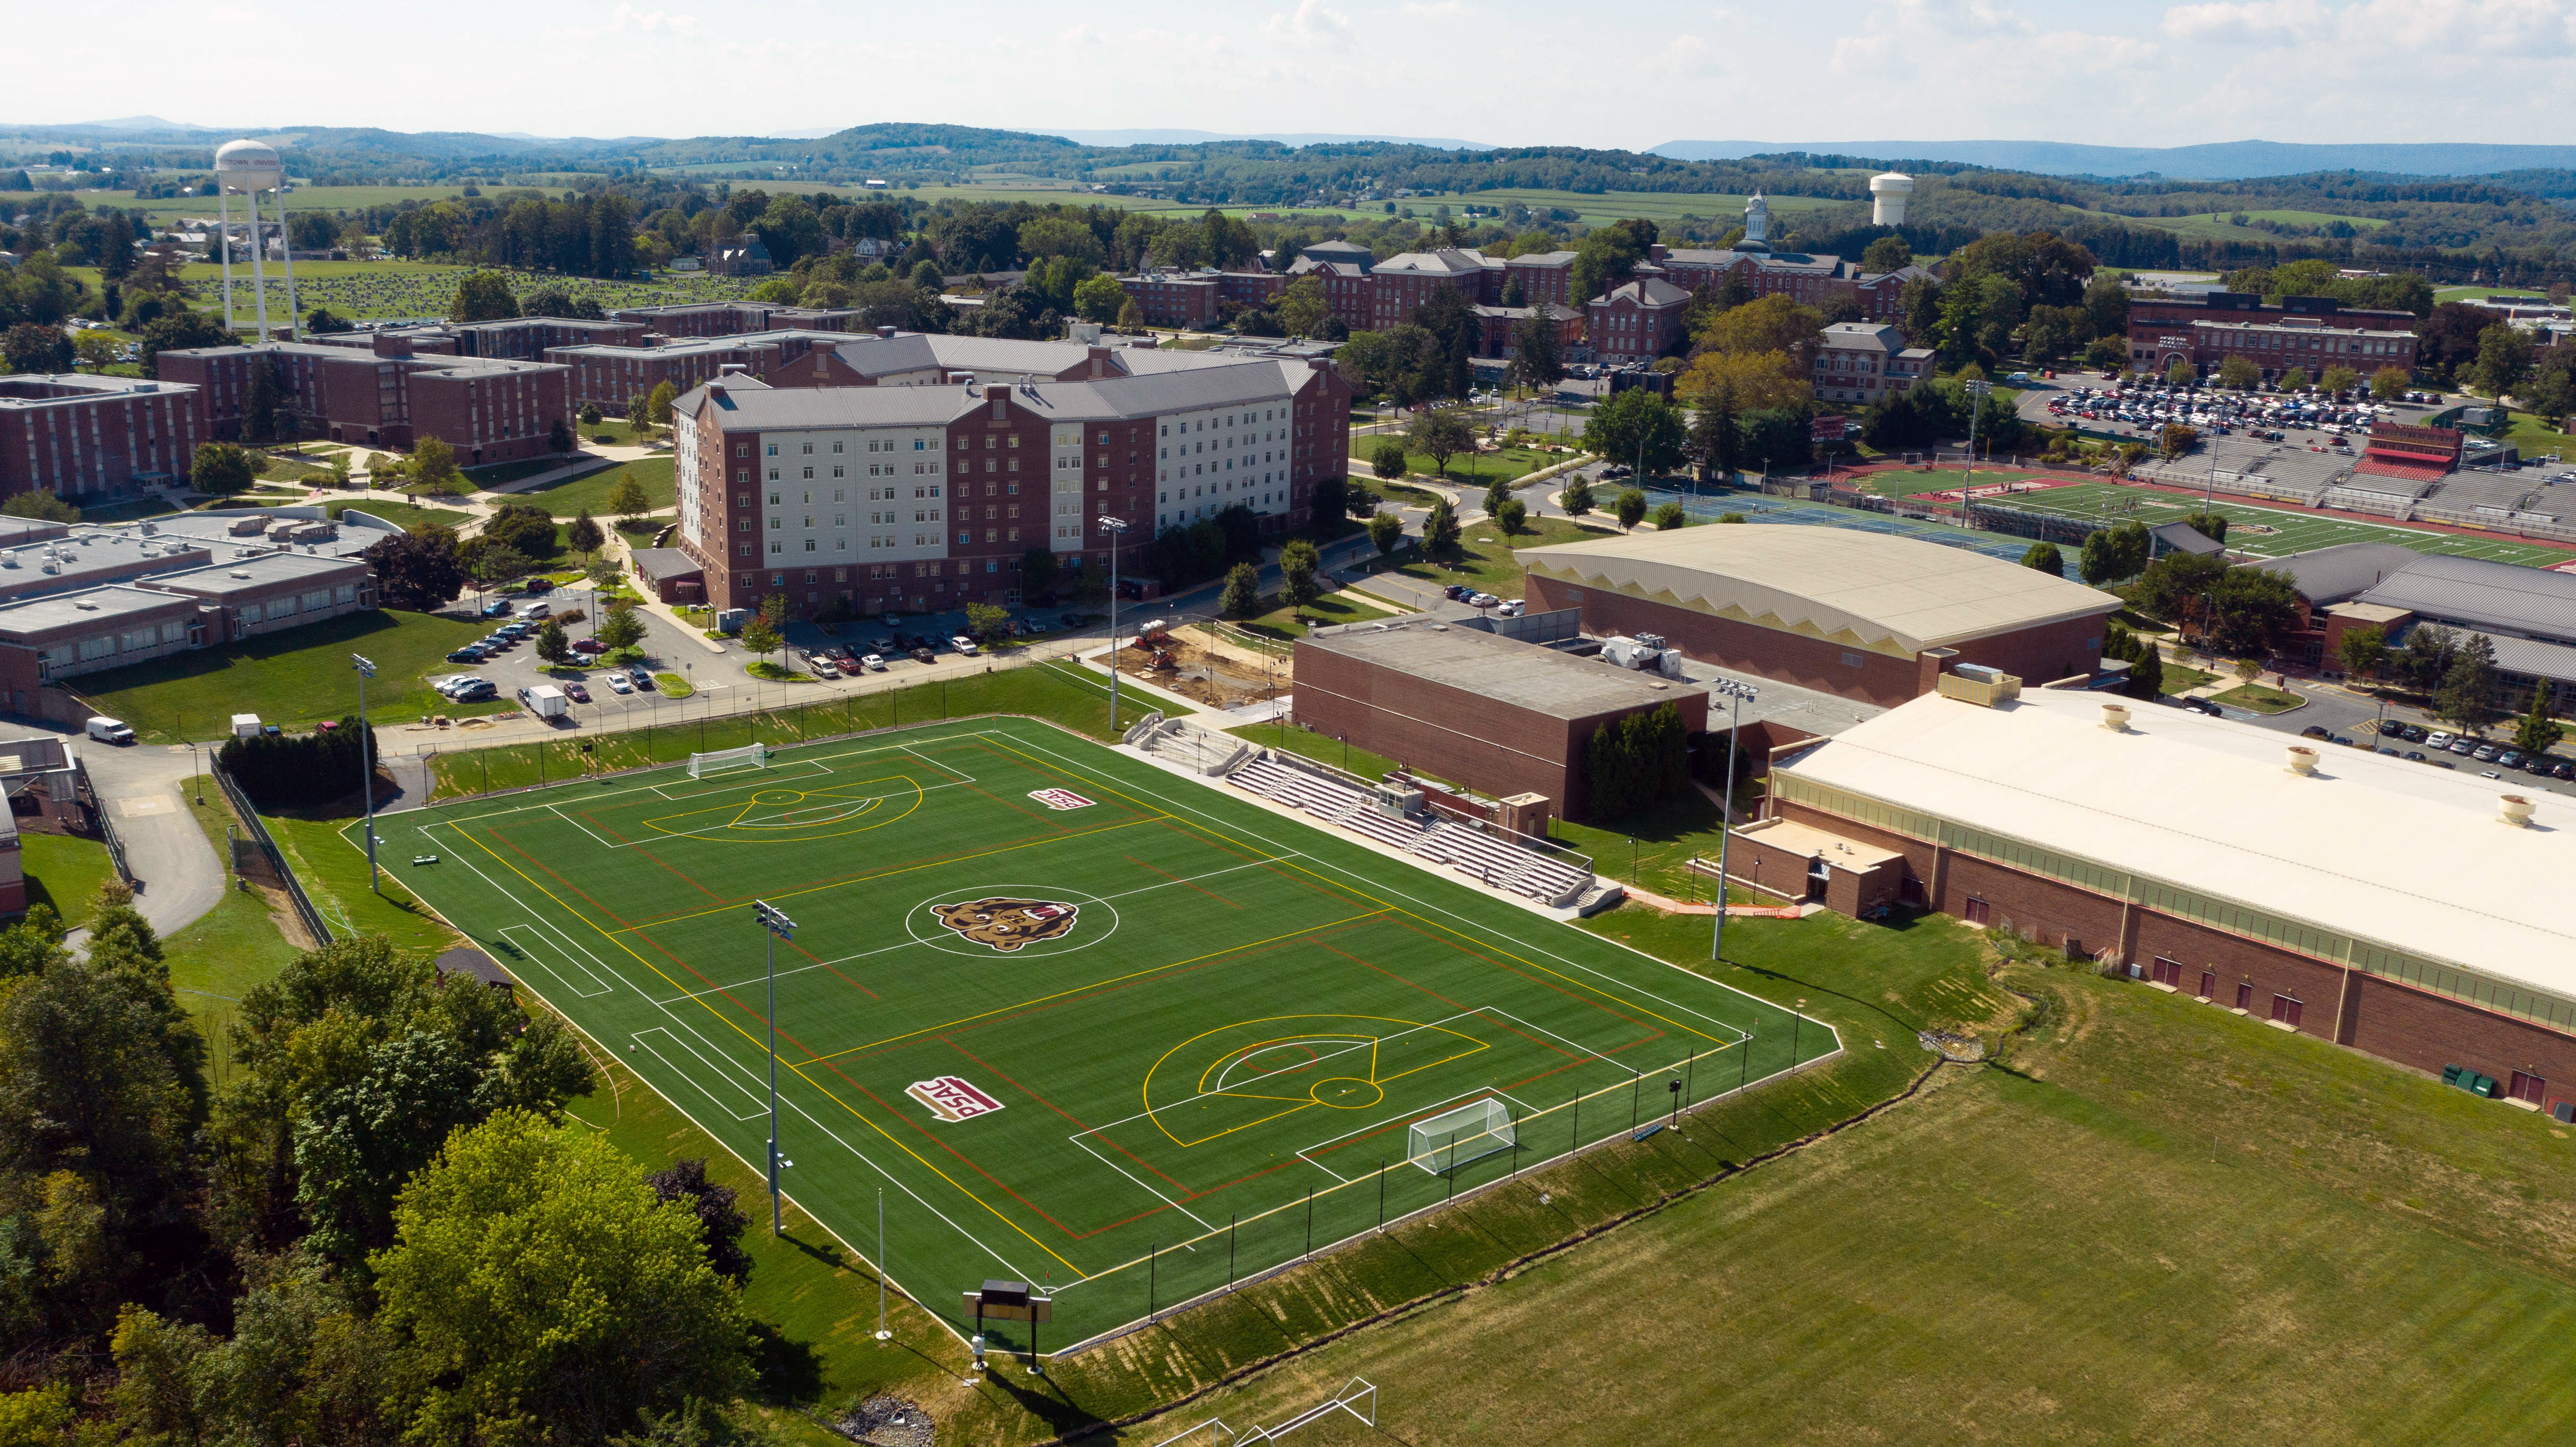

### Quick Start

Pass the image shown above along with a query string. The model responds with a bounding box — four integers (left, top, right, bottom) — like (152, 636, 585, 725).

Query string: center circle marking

(1311, 1077, 1383, 1109)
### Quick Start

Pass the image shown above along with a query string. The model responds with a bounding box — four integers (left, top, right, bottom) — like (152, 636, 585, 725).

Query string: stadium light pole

(1710, 680, 1757, 963)
(1098, 515, 1129, 732)
(754, 899, 798, 1235)
(352, 654, 380, 894)
(1962, 379, 1992, 527)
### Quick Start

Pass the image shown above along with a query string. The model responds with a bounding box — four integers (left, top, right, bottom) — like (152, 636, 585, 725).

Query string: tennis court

(362, 720, 1829, 1349)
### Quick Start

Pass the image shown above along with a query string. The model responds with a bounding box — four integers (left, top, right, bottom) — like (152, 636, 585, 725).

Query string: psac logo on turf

(932, 897, 1079, 952)
(906, 1075, 1004, 1123)
(1028, 788, 1094, 810)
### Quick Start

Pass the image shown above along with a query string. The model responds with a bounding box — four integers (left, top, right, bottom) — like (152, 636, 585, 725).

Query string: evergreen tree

(2436, 632, 2503, 736)
(1218, 562, 1260, 618)
(567, 511, 606, 559)
(1560, 475, 1594, 517)
(2514, 684, 2565, 757)
(1420, 499, 1461, 558)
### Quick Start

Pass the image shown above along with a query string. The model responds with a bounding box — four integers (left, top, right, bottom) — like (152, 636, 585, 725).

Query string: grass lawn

(1224, 718, 1412, 784)
(1389, 514, 1610, 599)
(328, 498, 476, 532)
(1547, 788, 1741, 902)
(576, 418, 661, 446)
(263, 812, 463, 955)
(1233, 587, 1404, 641)
(1376, 446, 1561, 488)
(1366, 479, 1449, 507)
(2215, 682, 2304, 713)
(2161, 662, 2222, 692)
(163, 786, 305, 1040)
(524, 456, 677, 518)
(21, 833, 116, 928)
(1170, 921, 2576, 1444)
(2500, 410, 2574, 466)
(73, 610, 508, 745)
(462, 454, 602, 490)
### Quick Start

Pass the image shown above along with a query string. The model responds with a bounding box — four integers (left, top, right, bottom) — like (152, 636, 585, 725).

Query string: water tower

(214, 138, 303, 342)
(1870, 171, 1915, 229)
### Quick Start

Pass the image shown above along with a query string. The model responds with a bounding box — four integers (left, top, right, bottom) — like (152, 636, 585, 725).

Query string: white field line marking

(406, 810, 1046, 1287)
(546, 802, 619, 848)
(498, 923, 613, 999)
(437, 731, 1010, 825)
(650, 856, 1292, 1006)
(1002, 727, 1786, 1048)
(1069, 1134, 1218, 1234)
(633, 1027, 769, 1120)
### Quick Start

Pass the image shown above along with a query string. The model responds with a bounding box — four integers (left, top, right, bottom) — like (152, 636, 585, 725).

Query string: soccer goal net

(1407, 1099, 1515, 1175)
(688, 743, 769, 779)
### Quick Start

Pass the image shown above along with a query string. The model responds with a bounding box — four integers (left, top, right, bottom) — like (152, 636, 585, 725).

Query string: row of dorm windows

(739, 522, 1088, 556)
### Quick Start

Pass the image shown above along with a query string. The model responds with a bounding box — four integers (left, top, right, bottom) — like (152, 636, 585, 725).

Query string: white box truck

(521, 685, 568, 720)
(84, 716, 135, 745)
(231, 713, 263, 739)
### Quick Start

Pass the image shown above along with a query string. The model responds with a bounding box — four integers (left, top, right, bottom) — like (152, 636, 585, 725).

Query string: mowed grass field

(74, 609, 506, 743)
(371, 718, 1831, 1347)
(1166, 935, 2576, 1444)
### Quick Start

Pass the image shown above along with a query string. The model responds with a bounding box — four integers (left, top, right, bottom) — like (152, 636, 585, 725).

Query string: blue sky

(14, 0, 2572, 149)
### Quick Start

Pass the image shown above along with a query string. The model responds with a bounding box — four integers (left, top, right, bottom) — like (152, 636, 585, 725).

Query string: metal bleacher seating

(1222, 754, 1595, 908)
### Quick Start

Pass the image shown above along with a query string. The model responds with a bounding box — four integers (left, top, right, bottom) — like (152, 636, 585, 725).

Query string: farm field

(90, 183, 478, 224)
(100, 257, 758, 323)
(372, 719, 1831, 1348)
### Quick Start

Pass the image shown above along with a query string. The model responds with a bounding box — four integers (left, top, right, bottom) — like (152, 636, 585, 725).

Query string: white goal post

(1407, 1099, 1515, 1174)
(687, 743, 769, 779)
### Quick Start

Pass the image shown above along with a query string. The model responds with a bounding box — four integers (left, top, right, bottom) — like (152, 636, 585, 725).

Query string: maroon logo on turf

(932, 897, 1078, 952)
(907, 1075, 1004, 1122)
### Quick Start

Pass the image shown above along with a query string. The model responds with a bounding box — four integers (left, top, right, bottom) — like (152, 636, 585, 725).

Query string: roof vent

(230, 570, 251, 580)
(72, 599, 95, 610)
(2285, 745, 2318, 776)
(2502, 794, 2535, 828)
(2100, 702, 2131, 731)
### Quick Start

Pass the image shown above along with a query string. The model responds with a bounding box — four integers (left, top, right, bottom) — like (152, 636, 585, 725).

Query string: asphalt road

(70, 733, 227, 943)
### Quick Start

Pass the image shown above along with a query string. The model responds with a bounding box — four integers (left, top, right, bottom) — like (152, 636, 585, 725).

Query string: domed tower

(212, 138, 303, 342)
(1870, 171, 1915, 229)
(1741, 190, 1771, 248)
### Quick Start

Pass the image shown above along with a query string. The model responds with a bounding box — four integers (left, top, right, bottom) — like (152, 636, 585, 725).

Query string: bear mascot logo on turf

(932, 897, 1079, 952)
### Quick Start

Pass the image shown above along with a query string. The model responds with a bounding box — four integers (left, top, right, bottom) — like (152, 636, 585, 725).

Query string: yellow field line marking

(447, 817, 1093, 1282)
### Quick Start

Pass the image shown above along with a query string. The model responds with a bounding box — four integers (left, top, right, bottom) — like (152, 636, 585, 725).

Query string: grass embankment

(1233, 587, 1404, 641)
(524, 457, 677, 518)
(461, 454, 608, 491)
(1378, 445, 1566, 485)
(1385, 514, 1608, 600)
(162, 784, 303, 1042)
(327, 498, 477, 531)
(1170, 927, 2576, 1443)
(423, 657, 1124, 798)
(74, 610, 506, 744)
(21, 834, 116, 927)
(2215, 682, 2303, 713)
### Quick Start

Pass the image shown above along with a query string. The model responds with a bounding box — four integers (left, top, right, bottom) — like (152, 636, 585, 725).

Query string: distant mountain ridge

(1650, 138, 2576, 180)
(1048, 128, 1493, 150)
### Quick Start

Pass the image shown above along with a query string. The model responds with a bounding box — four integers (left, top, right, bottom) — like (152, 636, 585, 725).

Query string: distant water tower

(1870, 171, 1915, 229)
(214, 139, 304, 342)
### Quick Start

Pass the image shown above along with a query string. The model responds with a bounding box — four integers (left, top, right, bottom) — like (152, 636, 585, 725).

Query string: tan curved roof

(1515, 525, 2120, 656)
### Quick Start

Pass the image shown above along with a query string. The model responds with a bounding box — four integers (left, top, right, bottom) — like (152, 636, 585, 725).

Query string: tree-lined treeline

(0, 894, 783, 1445)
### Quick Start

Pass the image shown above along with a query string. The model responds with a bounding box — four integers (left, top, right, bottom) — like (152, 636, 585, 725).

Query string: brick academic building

(1762, 685, 2576, 1112)
(1515, 527, 2122, 709)
(2125, 292, 2420, 381)
(1290, 616, 1701, 821)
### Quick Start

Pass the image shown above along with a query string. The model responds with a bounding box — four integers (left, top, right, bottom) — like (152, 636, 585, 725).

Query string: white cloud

(1263, 0, 1354, 48)
(1402, 0, 1469, 16)
(2161, 0, 2332, 44)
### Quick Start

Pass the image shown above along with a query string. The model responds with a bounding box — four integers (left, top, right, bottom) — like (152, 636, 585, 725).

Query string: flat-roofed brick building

(1291, 616, 1705, 821)
(0, 374, 205, 501)
(157, 338, 570, 462)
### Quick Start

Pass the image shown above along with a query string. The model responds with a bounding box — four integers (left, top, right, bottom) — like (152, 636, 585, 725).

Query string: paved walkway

(71, 738, 227, 943)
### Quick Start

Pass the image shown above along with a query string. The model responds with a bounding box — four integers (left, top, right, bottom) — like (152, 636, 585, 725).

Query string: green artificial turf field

(365, 718, 1829, 1351)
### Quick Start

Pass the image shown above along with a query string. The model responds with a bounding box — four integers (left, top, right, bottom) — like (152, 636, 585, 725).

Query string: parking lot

(2210, 685, 2576, 800)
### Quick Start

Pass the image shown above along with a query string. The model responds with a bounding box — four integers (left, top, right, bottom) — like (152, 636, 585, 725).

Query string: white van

(84, 716, 135, 745)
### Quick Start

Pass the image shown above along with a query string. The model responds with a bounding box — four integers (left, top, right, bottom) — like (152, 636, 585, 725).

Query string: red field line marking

(625, 925, 837, 1063)
(939, 1036, 1195, 1197)
(484, 824, 635, 928)
(578, 809, 722, 903)
(1124, 853, 1242, 909)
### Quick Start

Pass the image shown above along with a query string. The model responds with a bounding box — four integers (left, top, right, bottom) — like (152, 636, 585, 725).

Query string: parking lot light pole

(1710, 680, 1757, 963)
(754, 900, 798, 1235)
(1099, 515, 1130, 732)
(353, 654, 379, 893)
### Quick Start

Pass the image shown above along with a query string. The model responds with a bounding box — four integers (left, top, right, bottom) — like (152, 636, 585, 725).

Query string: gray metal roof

(628, 548, 703, 582)
(1599, 278, 1692, 307)
(0, 584, 197, 640)
(2148, 521, 2227, 557)
(2483, 631, 2576, 686)
(680, 356, 1326, 430)
(149, 551, 369, 598)
(1300, 619, 1688, 721)
(2251, 542, 2426, 605)
(2359, 553, 2576, 645)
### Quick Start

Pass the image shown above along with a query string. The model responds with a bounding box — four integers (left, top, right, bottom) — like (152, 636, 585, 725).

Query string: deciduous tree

(1367, 509, 1403, 555)
(567, 511, 606, 559)
(1614, 487, 1648, 530)
(363, 526, 468, 611)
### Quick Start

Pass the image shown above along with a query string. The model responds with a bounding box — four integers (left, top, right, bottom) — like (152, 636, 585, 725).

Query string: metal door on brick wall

(2511, 1070, 2548, 1105)
(1962, 896, 1989, 925)
(2271, 994, 2303, 1028)
(2236, 982, 2254, 1011)
(2150, 958, 2181, 987)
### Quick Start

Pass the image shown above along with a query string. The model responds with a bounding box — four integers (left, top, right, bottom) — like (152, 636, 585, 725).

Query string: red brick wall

(405, 367, 568, 466)
(1775, 795, 2576, 1109)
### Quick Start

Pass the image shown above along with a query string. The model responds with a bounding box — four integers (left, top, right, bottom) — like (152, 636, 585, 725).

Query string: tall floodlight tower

(1870, 171, 1915, 229)
(215, 140, 301, 341)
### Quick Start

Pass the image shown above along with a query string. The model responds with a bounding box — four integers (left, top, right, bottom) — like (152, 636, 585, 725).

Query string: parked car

(2404, 751, 2426, 762)
(2499, 750, 2527, 768)
(950, 636, 980, 656)
(2400, 724, 2427, 743)
(447, 647, 487, 663)
(2473, 743, 2503, 761)
(1468, 592, 1500, 608)
(523, 578, 554, 595)
(2426, 731, 2454, 749)
(573, 638, 607, 654)
(1060, 612, 1090, 628)
(2556, 761, 2575, 780)
(562, 682, 592, 703)
(606, 673, 634, 694)
(2182, 697, 2223, 716)
(2299, 725, 2330, 739)
(2377, 719, 2405, 737)
(480, 600, 512, 618)
(810, 657, 840, 678)
(523, 602, 552, 619)
(859, 654, 886, 671)
(909, 647, 937, 665)
(872, 636, 897, 653)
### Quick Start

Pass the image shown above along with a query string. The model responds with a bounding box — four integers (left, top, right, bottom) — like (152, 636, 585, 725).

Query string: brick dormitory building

(667, 345, 1351, 615)
(155, 336, 570, 463)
